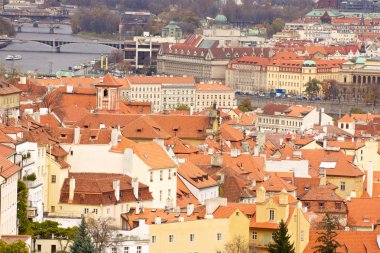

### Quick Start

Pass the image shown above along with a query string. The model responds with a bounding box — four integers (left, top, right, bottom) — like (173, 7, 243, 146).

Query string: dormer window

(137, 128, 142, 132)
(60, 134, 66, 138)
(90, 136, 96, 140)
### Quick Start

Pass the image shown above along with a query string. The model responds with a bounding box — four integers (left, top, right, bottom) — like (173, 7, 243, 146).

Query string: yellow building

(0, 80, 21, 115)
(267, 59, 343, 95)
(250, 188, 310, 253)
(122, 200, 250, 253)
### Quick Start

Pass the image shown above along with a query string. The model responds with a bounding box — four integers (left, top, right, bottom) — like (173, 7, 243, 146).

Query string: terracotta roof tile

(164, 136, 199, 154)
(346, 198, 380, 228)
(176, 177, 200, 208)
(60, 173, 152, 205)
(0, 155, 21, 178)
(133, 142, 176, 170)
(178, 162, 217, 189)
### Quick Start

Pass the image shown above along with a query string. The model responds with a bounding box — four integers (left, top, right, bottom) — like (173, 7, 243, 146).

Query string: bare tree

(87, 216, 115, 253)
(224, 235, 250, 253)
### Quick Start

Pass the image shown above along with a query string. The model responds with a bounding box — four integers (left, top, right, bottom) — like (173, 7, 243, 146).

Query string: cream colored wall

(0, 93, 20, 109)
(327, 175, 363, 199)
(195, 90, 236, 111)
(44, 153, 69, 213)
(149, 209, 249, 253)
(255, 198, 289, 224)
(286, 207, 310, 253)
(35, 238, 72, 253)
(0, 172, 18, 235)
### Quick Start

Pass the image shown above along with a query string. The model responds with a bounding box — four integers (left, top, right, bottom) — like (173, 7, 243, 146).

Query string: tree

(238, 98, 253, 112)
(17, 180, 31, 235)
(223, 235, 249, 253)
(175, 104, 190, 111)
(70, 218, 96, 253)
(268, 219, 295, 253)
(313, 214, 341, 253)
(350, 107, 366, 114)
(87, 217, 114, 253)
(363, 83, 380, 112)
(304, 79, 321, 99)
(0, 240, 29, 253)
(321, 79, 340, 101)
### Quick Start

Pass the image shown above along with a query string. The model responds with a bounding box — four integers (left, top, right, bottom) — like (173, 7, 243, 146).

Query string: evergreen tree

(268, 219, 295, 253)
(70, 218, 96, 253)
(313, 214, 341, 253)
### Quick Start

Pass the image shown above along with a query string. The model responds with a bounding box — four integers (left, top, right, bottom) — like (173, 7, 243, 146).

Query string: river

(0, 23, 116, 73)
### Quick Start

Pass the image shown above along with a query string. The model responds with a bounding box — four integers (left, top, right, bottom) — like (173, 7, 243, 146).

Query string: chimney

(111, 128, 118, 147)
(136, 206, 140, 215)
(323, 126, 327, 133)
(123, 148, 133, 176)
(279, 138, 283, 146)
(367, 161, 374, 197)
(190, 106, 193, 115)
(74, 127, 81, 145)
(132, 178, 139, 199)
(350, 190, 356, 198)
(69, 177, 75, 203)
(187, 203, 194, 216)
(155, 216, 161, 224)
(33, 112, 40, 123)
(256, 186, 266, 203)
(113, 179, 120, 202)
(279, 189, 288, 205)
(153, 138, 164, 148)
(66, 84, 73, 93)
(323, 139, 327, 149)
(253, 145, 259, 157)
(319, 108, 323, 126)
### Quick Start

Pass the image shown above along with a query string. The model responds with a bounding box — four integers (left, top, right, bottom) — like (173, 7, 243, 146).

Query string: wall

(0, 172, 18, 235)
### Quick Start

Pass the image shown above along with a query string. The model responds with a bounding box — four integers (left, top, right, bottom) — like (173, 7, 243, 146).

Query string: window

(93, 209, 98, 214)
(169, 234, 174, 242)
(335, 202, 341, 210)
(217, 233, 222, 241)
(168, 189, 171, 199)
(168, 169, 171, 180)
(37, 244, 41, 252)
(111, 247, 117, 253)
(84, 208, 89, 214)
(137, 246, 141, 253)
(319, 202, 325, 209)
(160, 170, 163, 181)
(252, 231, 257, 240)
(104, 89, 108, 97)
(51, 175, 56, 183)
(150, 171, 153, 182)
(159, 190, 162, 201)
(269, 209, 275, 221)
(340, 181, 345, 191)
(301, 230, 305, 241)
(151, 235, 156, 243)
(123, 247, 129, 253)
(190, 233, 195, 242)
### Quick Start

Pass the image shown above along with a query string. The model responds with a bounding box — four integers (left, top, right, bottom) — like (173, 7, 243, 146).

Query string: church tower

(96, 73, 122, 111)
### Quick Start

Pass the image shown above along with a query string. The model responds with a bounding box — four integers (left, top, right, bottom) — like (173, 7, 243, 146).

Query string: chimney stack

(113, 179, 120, 201)
(323, 139, 327, 149)
(154, 216, 161, 224)
(69, 176, 75, 203)
(74, 127, 81, 145)
(187, 203, 194, 216)
(367, 161, 374, 197)
(111, 128, 118, 147)
(132, 178, 139, 199)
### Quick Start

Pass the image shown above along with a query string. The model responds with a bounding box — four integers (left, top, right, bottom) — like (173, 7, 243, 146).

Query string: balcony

(27, 207, 38, 218)
(23, 179, 43, 189)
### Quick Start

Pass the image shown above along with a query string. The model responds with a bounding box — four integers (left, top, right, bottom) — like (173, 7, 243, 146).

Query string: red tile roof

(346, 197, 380, 228)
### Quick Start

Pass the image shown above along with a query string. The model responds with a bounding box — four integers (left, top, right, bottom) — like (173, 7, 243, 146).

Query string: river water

(0, 23, 115, 73)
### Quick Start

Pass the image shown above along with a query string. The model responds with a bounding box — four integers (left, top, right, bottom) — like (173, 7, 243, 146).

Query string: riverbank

(76, 32, 122, 41)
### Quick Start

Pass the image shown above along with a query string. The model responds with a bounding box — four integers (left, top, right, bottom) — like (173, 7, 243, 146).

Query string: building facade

(195, 83, 236, 112)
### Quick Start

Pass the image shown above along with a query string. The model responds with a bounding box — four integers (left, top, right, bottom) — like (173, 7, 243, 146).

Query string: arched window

(104, 89, 108, 97)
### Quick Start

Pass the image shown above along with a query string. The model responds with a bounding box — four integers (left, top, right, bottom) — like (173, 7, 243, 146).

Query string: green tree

(175, 104, 190, 111)
(0, 240, 29, 253)
(70, 218, 96, 253)
(238, 98, 253, 112)
(304, 79, 321, 99)
(268, 220, 295, 253)
(313, 214, 341, 253)
(17, 180, 31, 235)
(31, 221, 77, 252)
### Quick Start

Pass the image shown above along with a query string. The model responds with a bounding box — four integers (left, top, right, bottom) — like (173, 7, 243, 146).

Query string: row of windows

(132, 87, 160, 92)
(151, 233, 222, 243)
(111, 246, 141, 253)
(150, 169, 173, 182)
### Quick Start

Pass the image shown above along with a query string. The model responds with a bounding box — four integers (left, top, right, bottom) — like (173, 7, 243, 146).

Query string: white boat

(5, 54, 22, 61)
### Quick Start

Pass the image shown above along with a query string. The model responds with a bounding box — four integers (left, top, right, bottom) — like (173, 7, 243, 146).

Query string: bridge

(0, 12, 69, 21)
(15, 24, 63, 34)
(5, 38, 125, 52)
